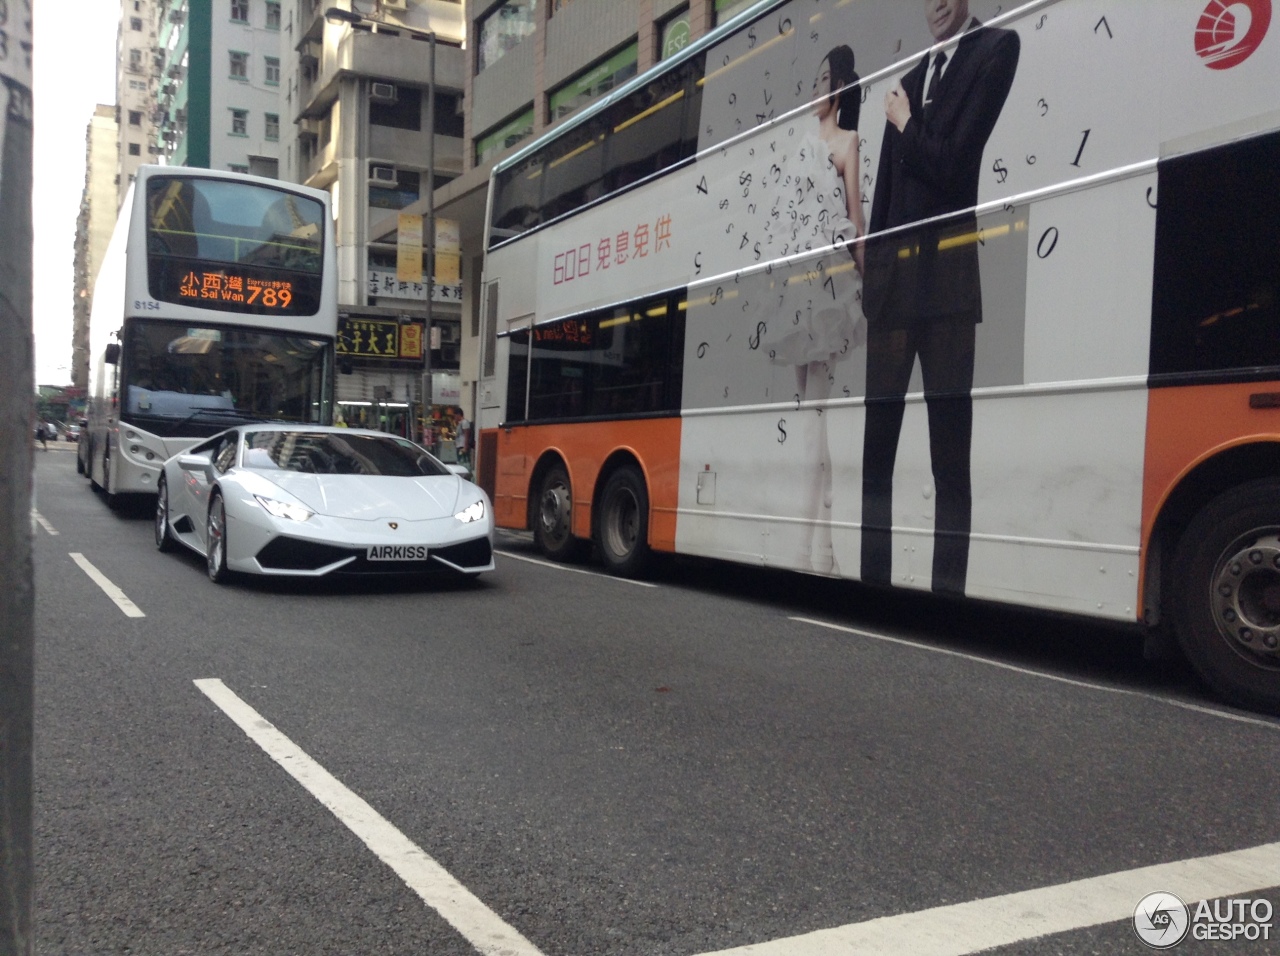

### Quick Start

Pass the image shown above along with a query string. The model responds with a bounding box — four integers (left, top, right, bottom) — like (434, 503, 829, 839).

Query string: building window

(433, 92, 465, 138)
(128, 143, 141, 156)
(129, 48, 143, 72)
(266, 1, 281, 29)
(229, 163, 249, 174)
(713, 0, 756, 27)
(264, 56, 280, 84)
(230, 109, 248, 135)
(474, 107, 534, 166)
(231, 0, 249, 22)
(265, 113, 280, 140)
(477, 0, 538, 72)
(369, 85, 420, 131)
(230, 51, 249, 79)
(659, 8, 691, 61)
(128, 110, 142, 126)
(130, 16, 143, 30)
(549, 43, 638, 122)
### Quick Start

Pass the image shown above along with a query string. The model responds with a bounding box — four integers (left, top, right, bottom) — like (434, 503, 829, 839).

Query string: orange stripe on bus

(1142, 382, 1280, 614)
(488, 418, 683, 553)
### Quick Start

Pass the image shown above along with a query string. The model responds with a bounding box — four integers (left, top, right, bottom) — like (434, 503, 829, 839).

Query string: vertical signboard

(397, 212, 423, 283)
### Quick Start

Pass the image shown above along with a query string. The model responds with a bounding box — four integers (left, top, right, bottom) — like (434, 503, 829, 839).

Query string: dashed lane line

(692, 840, 1280, 955)
(69, 553, 145, 618)
(194, 679, 546, 956)
(793, 617, 1280, 732)
(495, 549, 660, 587)
(32, 510, 58, 535)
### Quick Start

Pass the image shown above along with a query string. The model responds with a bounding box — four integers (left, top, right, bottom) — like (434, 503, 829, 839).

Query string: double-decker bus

(477, 0, 1280, 714)
(81, 166, 336, 502)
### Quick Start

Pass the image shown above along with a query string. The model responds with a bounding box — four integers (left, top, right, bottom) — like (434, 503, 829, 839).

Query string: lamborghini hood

(260, 473, 463, 521)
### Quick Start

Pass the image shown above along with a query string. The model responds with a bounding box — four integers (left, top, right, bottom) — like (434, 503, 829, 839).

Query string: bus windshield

(122, 319, 332, 437)
(145, 176, 325, 316)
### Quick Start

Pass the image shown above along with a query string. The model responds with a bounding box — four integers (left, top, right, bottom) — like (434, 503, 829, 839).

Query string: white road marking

(693, 840, 1280, 955)
(495, 549, 659, 587)
(69, 553, 145, 618)
(32, 511, 58, 535)
(193, 679, 546, 956)
(793, 617, 1280, 732)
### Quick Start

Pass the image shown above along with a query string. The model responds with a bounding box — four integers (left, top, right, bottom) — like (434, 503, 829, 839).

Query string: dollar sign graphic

(992, 159, 1009, 184)
(777, 419, 787, 443)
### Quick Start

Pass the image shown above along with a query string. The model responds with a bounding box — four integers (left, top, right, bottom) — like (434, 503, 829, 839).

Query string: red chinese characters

(553, 214, 673, 285)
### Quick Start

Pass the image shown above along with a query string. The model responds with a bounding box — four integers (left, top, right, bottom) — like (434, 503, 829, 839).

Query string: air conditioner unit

(168, 8, 185, 23)
(175, 108, 187, 124)
(369, 164, 397, 185)
(369, 81, 397, 103)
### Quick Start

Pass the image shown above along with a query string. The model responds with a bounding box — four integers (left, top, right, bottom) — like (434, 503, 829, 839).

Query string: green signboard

(549, 43, 639, 120)
(661, 15, 691, 61)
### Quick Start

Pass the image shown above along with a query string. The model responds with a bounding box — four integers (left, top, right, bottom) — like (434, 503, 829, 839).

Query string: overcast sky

(31, 3, 119, 385)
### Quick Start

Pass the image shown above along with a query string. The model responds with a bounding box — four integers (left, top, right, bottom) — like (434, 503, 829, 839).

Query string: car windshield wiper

(172, 407, 268, 433)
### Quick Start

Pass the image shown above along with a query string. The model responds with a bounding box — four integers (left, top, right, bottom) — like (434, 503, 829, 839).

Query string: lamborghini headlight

(255, 495, 314, 522)
(454, 499, 486, 524)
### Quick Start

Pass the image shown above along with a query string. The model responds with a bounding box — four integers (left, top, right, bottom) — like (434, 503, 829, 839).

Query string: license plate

(366, 545, 430, 561)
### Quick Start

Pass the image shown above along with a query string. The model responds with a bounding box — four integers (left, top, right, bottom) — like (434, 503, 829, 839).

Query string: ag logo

(1134, 892, 1191, 949)
(1195, 0, 1272, 69)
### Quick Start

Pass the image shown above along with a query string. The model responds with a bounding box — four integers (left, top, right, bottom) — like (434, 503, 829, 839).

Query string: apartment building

(117, 0, 160, 207)
(71, 106, 120, 392)
(375, 0, 759, 422)
(282, 0, 467, 438)
(152, 0, 284, 177)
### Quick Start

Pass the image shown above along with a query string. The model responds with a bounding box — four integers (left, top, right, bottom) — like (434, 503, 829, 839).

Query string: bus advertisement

(478, 0, 1280, 713)
(81, 166, 337, 502)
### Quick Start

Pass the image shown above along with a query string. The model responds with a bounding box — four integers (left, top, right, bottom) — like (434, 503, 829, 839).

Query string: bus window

(1151, 131, 1280, 383)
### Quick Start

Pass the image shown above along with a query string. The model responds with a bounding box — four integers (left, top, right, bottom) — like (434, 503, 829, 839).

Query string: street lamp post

(323, 5, 435, 448)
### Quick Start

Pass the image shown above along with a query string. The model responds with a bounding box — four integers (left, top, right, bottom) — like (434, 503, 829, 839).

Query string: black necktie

(924, 51, 948, 110)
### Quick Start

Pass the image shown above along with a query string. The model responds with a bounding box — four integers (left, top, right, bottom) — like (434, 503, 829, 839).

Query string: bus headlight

(255, 495, 314, 522)
(454, 500, 486, 524)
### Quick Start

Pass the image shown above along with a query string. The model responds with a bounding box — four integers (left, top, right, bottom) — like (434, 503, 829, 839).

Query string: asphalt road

(31, 444, 1280, 955)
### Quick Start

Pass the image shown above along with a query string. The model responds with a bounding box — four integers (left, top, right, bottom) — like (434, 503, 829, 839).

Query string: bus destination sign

(178, 270, 295, 310)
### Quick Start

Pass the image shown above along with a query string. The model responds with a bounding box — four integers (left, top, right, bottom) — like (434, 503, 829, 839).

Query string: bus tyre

(534, 465, 583, 561)
(597, 465, 651, 578)
(155, 476, 175, 552)
(1170, 478, 1280, 715)
(206, 491, 232, 584)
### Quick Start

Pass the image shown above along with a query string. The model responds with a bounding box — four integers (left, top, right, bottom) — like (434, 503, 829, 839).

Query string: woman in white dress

(764, 45, 866, 574)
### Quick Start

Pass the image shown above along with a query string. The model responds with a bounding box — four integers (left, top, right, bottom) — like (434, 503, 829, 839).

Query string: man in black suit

(860, 0, 1020, 595)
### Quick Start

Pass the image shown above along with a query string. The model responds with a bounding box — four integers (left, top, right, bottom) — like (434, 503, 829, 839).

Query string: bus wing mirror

(104, 343, 121, 365)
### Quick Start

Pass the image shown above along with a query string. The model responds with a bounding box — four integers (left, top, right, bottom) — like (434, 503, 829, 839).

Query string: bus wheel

(534, 465, 581, 561)
(206, 491, 232, 584)
(597, 465, 651, 578)
(155, 476, 175, 552)
(1170, 478, 1280, 715)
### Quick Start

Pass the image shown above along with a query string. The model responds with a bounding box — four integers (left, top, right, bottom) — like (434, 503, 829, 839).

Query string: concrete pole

(0, 5, 36, 954)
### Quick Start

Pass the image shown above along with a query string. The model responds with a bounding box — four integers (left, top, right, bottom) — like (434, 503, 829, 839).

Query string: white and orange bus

(476, 0, 1280, 713)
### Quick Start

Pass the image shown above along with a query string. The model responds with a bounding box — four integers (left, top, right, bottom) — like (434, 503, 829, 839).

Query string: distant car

(64, 423, 80, 442)
(154, 425, 495, 583)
